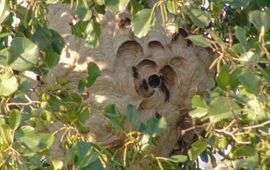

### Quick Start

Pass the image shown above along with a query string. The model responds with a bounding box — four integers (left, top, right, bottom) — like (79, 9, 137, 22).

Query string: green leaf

(72, 20, 100, 48)
(45, 48, 60, 68)
(256, 0, 270, 7)
(189, 95, 208, 118)
(51, 160, 63, 170)
(50, 29, 65, 54)
(249, 10, 270, 32)
(238, 71, 260, 94)
(8, 37, 39, 72)
(8, 110, 21, 130)
(95, 0, 105, 5)
(0, 47, 8, 65)
(71, 21, 88, 38)
(144, 117, 167, 137)
(130, 0, 143, 14)
(76, 0, 92, 21)
(132, 9, 155, 38)
(229, 67, 241, 89)
(0, 73, 18, 96)
(233, 146, 256, 157)
(45, 0, 63, 4)
(261, 67, 270, 84)
(233, 156, 259, 169)
(167, 0, 177, 14)
(208, 96, 241, 123)
(235, 26, 247, 48)
(84, 20, 100, 48)
(200, 150, 209, 163)
(232, 43, 246, 55)
(103, 104, 124, 131)
(186, 35, 211, 47)
(15, 126, 55, 155)
(105, 0, 130, 12)
(184, 8, 211, 28)
(78, 80, 86, 93)
(223, 0, 250, 8)
(127, 104, 139, 125)
(0, 0, 10, 24)
(160, 159, 181, 169)
(0, 31, 13, 38)
(188, 140, 208, 161)
(169, 155, 187, 163)
(240, 51, 258, 65)
(208, 31, 226, 48)
(86, 62, 101, 87)
(217, 64, 230, 89)
(64, 142, 105, 169)
(31, 24, 52, 50)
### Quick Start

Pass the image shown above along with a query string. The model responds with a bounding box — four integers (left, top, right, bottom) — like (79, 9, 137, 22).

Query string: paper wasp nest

(47, 4, 215, 157)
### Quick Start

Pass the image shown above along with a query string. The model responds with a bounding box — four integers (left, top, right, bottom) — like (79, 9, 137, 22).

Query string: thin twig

(214, 128, 251, 145)
(7, 101, 37, 107)
(180, 123, 208, 135)
(242, 120, 270, 130)
(224, 119, 236, 131)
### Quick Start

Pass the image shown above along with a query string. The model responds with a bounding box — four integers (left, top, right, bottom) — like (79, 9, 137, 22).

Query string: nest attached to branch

(47, 4, 215, 158)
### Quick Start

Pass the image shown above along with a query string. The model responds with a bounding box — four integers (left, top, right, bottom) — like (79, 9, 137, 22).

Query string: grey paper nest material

(47, 4, 215, 157)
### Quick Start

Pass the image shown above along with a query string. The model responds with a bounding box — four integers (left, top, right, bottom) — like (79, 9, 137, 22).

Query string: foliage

(0, 0, 270, 169)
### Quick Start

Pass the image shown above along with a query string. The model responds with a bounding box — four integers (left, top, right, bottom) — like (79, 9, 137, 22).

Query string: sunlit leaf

(167, 0, 177, 14)
(51, 160, 63, 170)
(0, 0, 9, 24)
(240, 51, 258, 65)
(169, 155, 187, 163)
(186, 35, 211, 47)
(9, 110, 21, 130)
(132, 9, 155, 38)
(189, 95, 208, 118)
(0, 73, 18, 96)
(105, 0, 130, 12)
(188, 140, 208, 161)
(8, 37, 39, 71)
(208, 96, 241, 123)
(249, 10, 270, 31)
(0, 47, 8, 65)
(85, 20, 100, 48)
(238, 71, 260, 94)
(233, 146, 256, 157)
(16, 126, 55, 156)
(95, 0, 105, 5)
(130, 0, 143, 14)
(76, 0, 92, 21)
(45, 0, 63, 4)
(184, 7, 211, 28)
